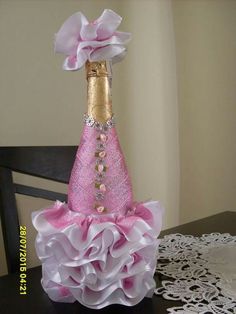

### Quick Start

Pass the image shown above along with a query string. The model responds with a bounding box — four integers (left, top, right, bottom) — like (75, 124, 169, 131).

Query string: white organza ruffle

(32, 201, 163, 309)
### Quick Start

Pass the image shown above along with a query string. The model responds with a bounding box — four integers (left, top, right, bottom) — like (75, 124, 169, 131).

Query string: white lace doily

(155, 233, 236, 313)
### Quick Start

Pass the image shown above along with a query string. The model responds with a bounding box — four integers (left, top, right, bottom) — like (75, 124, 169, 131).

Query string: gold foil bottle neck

(86, 60, 113, 124)
(85, 60, 112, 79)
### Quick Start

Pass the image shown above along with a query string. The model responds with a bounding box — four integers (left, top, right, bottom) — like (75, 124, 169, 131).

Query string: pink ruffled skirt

(32, 200, 163, 309)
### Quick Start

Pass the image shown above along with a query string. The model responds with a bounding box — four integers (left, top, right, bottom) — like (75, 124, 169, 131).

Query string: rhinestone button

(95, 192, 104, 201)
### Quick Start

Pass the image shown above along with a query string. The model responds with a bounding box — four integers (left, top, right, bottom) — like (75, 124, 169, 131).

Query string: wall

(172, 0, 236, 223)
(0, 0, 179, 276)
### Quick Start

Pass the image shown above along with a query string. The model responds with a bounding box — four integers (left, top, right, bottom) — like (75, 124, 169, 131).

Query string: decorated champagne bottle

(32, 9, 163, 309)
(68, 60, 133, 215)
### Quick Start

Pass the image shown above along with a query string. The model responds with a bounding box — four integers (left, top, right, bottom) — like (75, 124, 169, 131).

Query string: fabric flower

(54, 9, 131, 71)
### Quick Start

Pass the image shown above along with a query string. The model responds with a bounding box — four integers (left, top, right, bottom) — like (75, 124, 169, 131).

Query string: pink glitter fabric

(68, 125, 133, 215)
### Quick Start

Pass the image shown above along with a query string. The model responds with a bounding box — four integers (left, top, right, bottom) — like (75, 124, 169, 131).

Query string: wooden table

(0, 211, 235, 314)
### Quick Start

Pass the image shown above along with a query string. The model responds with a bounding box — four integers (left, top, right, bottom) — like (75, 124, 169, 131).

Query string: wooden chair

(0, 146, 77, 274)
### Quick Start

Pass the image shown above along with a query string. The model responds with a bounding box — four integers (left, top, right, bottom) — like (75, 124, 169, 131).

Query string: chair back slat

(14, 184, 67, 202)
(0, 146, 77, 274)
(0, 146, 77, 183)
(0, 167, 20, 274)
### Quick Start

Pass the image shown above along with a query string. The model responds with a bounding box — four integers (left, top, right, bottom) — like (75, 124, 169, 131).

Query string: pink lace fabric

(31, 122, 164, 308)
(68, 125, 133, 215)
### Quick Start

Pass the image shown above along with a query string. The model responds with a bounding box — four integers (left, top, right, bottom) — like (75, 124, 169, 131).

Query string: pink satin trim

(41, 201, 153, 231)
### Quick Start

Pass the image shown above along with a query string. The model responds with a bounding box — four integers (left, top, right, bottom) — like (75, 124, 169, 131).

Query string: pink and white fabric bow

(54, 9, 131, 71)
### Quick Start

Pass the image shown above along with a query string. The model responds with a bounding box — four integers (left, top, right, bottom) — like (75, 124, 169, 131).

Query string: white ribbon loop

(54, 9, 131, 71)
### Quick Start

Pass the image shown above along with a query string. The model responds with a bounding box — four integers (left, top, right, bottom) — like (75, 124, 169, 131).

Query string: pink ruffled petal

(63, 49, 89, 71)
(32, 200, 163, 308)
(135, 203, 153, 223)
(54, 12, 88, 55)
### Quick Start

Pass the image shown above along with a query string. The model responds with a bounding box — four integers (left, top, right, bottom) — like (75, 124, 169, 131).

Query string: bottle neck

(86, 60, 113, 124)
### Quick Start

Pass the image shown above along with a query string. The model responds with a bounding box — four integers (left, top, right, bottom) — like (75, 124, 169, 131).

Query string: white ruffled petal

(95, 9, 122, 40)
(54, 12, 88, 55)
(54, 10, 132, 70)
(89, 45, 126, 62)
(80, 23, 98, 41)
(114, 31, 132, 44)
